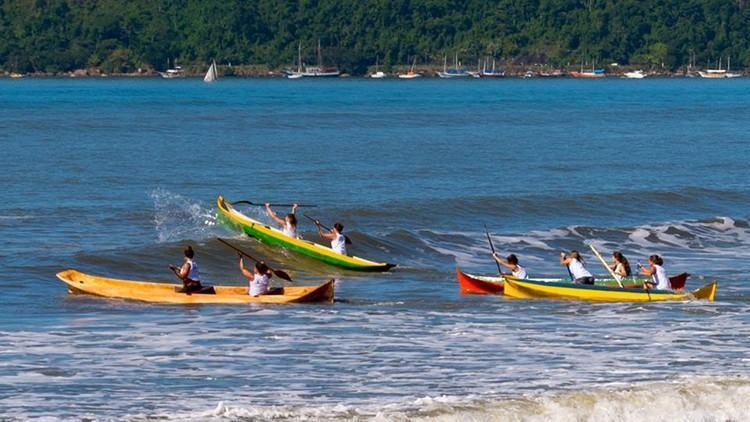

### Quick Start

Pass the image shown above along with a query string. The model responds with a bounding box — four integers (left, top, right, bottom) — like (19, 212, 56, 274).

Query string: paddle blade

(274, 269, 294, 282)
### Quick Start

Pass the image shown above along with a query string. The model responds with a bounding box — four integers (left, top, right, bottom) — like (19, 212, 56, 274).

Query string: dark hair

(286, 213, 298, 226)
(612, 251, 631, 276)
(255, 261, 271, 277)
(649, 254, 663, 266)
(184, 245, 194, 259)
(506, 254, 519, 265)
(333, 222, 344, 233)
(570, 250, 584, 264)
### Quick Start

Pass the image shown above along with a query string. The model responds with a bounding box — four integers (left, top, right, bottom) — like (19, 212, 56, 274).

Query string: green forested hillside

(1, 0, 749, 74)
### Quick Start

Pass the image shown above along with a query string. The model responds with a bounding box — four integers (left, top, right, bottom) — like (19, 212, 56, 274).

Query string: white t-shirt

(185, 259, 200, 281)
(652, 265, 671, 290)
(331, 233, 347, 255)
(283, 223, 298, 239)
(568, 258, 592, 279)
(512, 264, 528, 279)
(249, 273, 270, 296)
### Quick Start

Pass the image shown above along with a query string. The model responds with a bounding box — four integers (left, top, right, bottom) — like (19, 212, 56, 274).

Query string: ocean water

(1, 77, 750, 420)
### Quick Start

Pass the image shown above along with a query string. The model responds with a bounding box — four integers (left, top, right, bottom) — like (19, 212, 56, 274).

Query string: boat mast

(317, 38, 322, 67)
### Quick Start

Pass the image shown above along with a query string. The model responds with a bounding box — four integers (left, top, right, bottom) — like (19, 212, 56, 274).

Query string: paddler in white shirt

(560, 250, 595, 285)
(639, 254, 671, 290)
(265, 203, 299, 238)
(492, 253, 528, 279)
(314, 221, 347, 255)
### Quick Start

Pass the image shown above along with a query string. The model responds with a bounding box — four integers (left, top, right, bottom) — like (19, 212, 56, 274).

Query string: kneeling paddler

(170, 245, 214, 294)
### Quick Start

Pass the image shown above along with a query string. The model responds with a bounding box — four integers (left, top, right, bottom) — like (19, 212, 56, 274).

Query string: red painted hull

(457, 268, 504, 295)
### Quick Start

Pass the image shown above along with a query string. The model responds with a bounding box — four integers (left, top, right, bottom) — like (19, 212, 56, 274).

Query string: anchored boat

(503, 277, 716, 302)
(217, 196, 395, 271)
(57, 269, 334, 304)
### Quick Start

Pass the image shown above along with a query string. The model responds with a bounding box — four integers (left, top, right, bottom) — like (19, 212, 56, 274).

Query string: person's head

(333, 223, 344, 233)
(254, 261, 270, 276)
(506, 254, 519, 265)
(285, 213, 298, 226)
(613, 251, 631, 275)
(649, 254, 663, 266)
(184, 245, 194, 259)
(569, 250, 582, 262)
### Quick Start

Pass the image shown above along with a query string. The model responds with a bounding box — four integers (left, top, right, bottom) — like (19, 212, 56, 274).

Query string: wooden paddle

(217, 238, 294, 282)
(231, 200, 317, 207)
(587, 243, 624, 288)
(303, 214, 353, 245)
(484, 225, 503, 275)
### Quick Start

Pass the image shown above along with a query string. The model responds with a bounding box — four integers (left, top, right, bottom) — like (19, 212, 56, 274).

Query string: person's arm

(265, 204, 285, 226)
(177, 262, 190, 279)
(290, 204, 299, 215)
(315, 220, 336, 241)
(239, 256, 254, 279)
(560, 253, 572, 265)
(492, 253, 513, 271)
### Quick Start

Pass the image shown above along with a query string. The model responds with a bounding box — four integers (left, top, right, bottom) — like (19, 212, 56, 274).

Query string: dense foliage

(2, 0, 749, 74)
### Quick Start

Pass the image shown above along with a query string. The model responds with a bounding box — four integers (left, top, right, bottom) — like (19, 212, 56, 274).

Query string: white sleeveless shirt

(249, 273, 270, 296)
(283, 223, 298, 239)
(568, 258, 592, 279)
(652, 265, 671, 290)
(185, 259, 200, 281)
(512, 264, 527, 279)
(331, 233, 347, 255)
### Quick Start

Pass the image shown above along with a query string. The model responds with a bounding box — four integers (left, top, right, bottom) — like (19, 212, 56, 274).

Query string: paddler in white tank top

(640, 254, 671, 290)
(560, 250, 595, 285)
(492, 253, 528, 279)
(266, 203, 299, 239)
(169, 245, 204, 293)
(238, 255, 271, 296)
(315, 221, 347, 255)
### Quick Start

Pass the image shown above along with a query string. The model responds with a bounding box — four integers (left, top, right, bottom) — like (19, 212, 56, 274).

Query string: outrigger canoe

(56, 269, 334, 304)
(217, 196, 394, 272)
(456, 268, 669, 295)
(503, 276, 716, 302)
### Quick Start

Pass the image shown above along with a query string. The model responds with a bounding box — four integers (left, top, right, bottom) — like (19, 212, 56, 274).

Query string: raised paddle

(231, 200, 317, 208)
(588, 243, 624, 288)
(217, 238, 294, 282)
(484, 225, 503, 275)
(303, 214, 353, 245)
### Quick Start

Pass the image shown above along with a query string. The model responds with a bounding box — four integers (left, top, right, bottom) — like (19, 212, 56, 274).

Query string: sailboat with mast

(699, 56, 742, 78)
(479, 57, 505, 78)
(203, 60, 218, 83)
(287, 42, 304, 79)
(369, 56, 387, 78)
(437, 54, 470, 78)
(301, 39, 340, 77)
(398, 57, 422, 79)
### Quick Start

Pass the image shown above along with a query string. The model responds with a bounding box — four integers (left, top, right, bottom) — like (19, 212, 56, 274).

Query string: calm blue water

(2, 77, 750, 420)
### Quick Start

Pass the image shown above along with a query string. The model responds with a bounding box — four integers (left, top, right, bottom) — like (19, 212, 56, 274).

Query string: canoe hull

(503, 277, 716, 302)
(217, 196, 394, 272)
(57, 269, 334, 304)
(457, 269, 504, 294)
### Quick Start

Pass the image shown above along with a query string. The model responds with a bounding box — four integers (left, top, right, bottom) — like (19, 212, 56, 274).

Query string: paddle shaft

(217, 238, 293, 282)
(303, 214, 352, 245)
(588, 244, 624, 288)
(232, 200, 317, 208)
(484, 225, 503, 275)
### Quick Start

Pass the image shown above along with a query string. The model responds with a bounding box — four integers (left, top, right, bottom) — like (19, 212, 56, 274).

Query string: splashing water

(150, 188, 220, 243)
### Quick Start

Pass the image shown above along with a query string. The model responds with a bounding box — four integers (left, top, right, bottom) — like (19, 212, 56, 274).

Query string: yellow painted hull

(217, 196, 394, 271)
(56, 269, 334, 304)
(503, 277, 717, 302)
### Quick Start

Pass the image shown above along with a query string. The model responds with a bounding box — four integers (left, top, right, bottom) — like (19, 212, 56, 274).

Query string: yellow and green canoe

(217, 196, 395, 272)
(503, 276, 717, 302)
